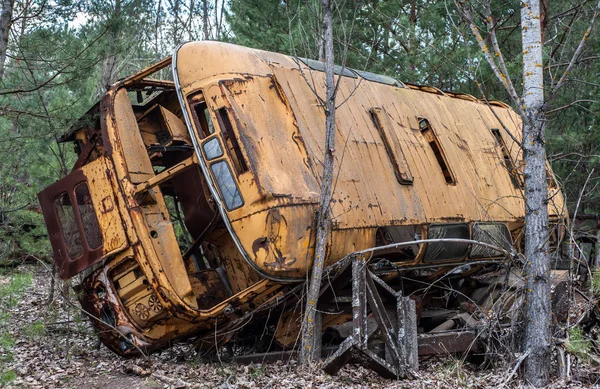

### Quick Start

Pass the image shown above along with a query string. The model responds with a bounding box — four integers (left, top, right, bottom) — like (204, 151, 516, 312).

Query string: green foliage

(228, 0, 600, 216)
(0, 272, 33, 309)
(0, 0, 597, 276)
(248, 366, 265, 378)
(227, 0, 502, 95)
(591, 269, 600, 295)
(22, 320, 46, 340)
(0, 271, 35, 385)
(0, 333, 15, 355)
(0, 370, 16, 386)
(0, 333, 15, 365)
(566, 327, 593, 362)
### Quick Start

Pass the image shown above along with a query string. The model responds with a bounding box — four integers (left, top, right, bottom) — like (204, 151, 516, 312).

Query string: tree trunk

(187, 0, 195, 41)
(409, 0, 416, 83)
(172, 0, 180, 44)
(202, 0, 209, 40)
(100, 0, 121, 96)
(521, 0, 551, 386)
(299, 0, 336, 364)
(0, 0, 14, 83)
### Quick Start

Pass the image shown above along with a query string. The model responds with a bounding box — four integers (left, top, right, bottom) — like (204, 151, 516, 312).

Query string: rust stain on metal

(37, 42, 567, 366)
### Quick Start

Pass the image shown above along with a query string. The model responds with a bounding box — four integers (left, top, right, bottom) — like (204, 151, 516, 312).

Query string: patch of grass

(0, 272, 33, 309)
(0, 370, 16, 386)
(0, 271, 34, 380)
(0, 333, 14, 349)
(439, 358, 469, 386)
(248, 366, 265, 378)
(566, 327, 592, 361)
(592, 269, 600, 296)
(22, 320, 46, 339)
(0, 312, 10, 325)
(0, 333, 14, 362)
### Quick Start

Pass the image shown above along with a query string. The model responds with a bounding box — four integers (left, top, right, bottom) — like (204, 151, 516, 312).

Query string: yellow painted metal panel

(81, 157, 129, 257)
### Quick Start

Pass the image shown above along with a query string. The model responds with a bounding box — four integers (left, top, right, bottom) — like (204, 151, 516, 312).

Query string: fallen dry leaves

(0, 264, 599, 389)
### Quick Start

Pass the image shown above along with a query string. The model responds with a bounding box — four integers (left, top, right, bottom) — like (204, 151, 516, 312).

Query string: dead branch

(152, 372, 195, 388)
(456, 0, 526, 120)
(0, 25, 109, 96)
(499, 350, 530, 388)
(551, 0, 600, 95)
(546, 99, 597, 114)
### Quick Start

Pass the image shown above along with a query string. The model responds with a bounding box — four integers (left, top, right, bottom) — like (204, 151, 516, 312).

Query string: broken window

(75, 183, 103, 250)
(375, 225, 421, 261)
(189, 94, 215, 139)
(54, 183, 103, 260)
(491, 128, 522, 188)
(423, 223, 469, 262)
(210, 161, 243, 210)
(470, 222, 512, 258)
(55, 192, 83, 259)
(216, 108, 248, 175)
(419, 118, 455, 184)
(547, 168, 557, 189)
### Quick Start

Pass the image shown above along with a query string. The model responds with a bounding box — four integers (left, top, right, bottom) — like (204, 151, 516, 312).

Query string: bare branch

(546, 99, 597, 114)
(0, 26, 108, 96)
(484, 0, 521, 110)
(551, 0, 600, 95)
(456, 0, 526, 120)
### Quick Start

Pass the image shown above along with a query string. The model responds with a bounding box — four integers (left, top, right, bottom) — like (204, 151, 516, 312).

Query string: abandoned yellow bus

(38, 41, 566, 358)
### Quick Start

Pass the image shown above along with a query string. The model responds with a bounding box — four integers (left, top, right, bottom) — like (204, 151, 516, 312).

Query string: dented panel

(37, 41, 567, 358)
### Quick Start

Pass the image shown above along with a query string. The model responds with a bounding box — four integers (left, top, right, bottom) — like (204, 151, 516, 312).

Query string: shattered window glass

(210, 161, 243, 210)
(203, 106, 215, 135)
(470, 223, 512, 258)
(55, 193, 84, 259)
(75, 183, 103, 250)
(202, 137, 223, 160)
(375, 226, 421, 261)
(423, 223, 469, 262)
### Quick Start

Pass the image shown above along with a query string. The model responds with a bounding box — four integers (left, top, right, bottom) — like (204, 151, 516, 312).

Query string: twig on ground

(499, 350, 530, 388)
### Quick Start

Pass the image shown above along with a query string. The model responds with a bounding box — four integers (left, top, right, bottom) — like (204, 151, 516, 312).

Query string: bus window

(55, 192, 84, 259)
(189, 94, 215, 139)
(210, 161, 243, 210)
(419, 118, 455, 184)
(202, 137, 224, 160)
(75, 182, 103, 250)
(491, 128, 522, 188)
(423, 223, 469, 262)
(216, 108, 248, 175)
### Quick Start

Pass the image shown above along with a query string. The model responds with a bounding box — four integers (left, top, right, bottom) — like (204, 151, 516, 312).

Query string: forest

(1, 0, 600, 388)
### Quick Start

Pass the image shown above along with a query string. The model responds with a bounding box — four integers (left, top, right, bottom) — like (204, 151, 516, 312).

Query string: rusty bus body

(38, 42, 566, 356)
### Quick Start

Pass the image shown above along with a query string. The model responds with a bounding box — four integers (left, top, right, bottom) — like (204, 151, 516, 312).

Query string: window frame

(209, 160, 244, 211)
(418, 118, 456, 185)
(491, 128, 522, 188)
(52, 180, 104, 262)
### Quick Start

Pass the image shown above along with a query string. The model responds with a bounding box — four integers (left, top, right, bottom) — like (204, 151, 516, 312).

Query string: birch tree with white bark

(457, 0, 600, 385)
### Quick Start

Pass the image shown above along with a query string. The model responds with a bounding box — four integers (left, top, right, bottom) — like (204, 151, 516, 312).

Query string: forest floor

(1, 263, 599, 389)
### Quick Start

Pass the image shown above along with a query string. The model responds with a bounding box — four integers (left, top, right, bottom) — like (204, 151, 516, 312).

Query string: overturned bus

(38, 41, 566, 360)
